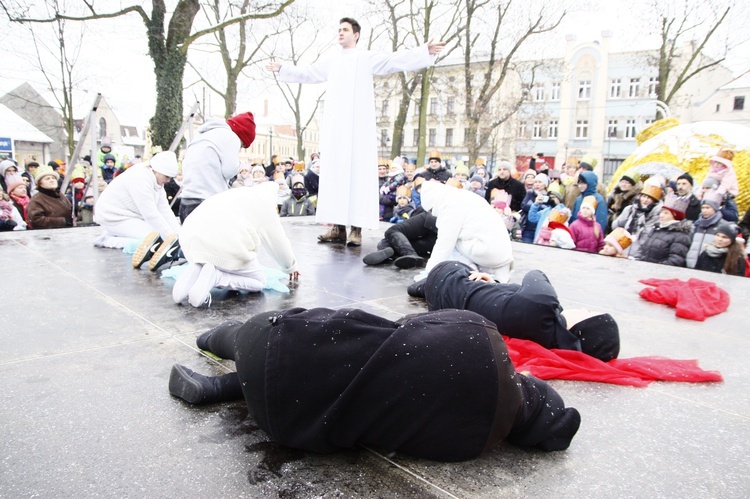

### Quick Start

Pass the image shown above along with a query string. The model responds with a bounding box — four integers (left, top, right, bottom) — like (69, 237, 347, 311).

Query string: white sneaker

(172, 263, 203, 304)
(188, 263, 218, 307)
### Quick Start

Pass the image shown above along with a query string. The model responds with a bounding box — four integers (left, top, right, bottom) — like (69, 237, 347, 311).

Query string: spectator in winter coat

(378, 161, 397, 221)
(686, 189, 725, 268)
(707, 148, 739, 199)
(700, 176, 739, 222)
(695, 221, 746, 276)
(520, 173, 556, 243)
(606, 172, 641, 230)
(676, 173, 701, 222)
(168, 307, 581, 461)
(467, 175, 486, 199)
(179, 112, 256, 222)
(280, 176, 316, 217)
(173, 182, 299, 308)
(635, 194, 693, 267)
(5, 173, 30, 225)
(421, 151, 451, 183)
(408, 260, 620, 362)
(569, 171, 607, 230)
(611, 183, 663, 258)
(304, 159, 320, 206)
(420, 181, 514, 282)
(389, 186, 416, 224)
(27, 165, 72, 229)
(484, 161, 525, 212)
(569, 196, 604, 253)
(0, 185, 25, 231)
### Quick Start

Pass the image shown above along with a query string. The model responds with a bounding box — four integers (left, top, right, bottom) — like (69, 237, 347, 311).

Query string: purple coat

(569, 215, 604, 253)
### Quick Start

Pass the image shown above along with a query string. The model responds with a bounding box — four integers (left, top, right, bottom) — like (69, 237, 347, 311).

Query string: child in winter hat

(569, 196, 604, 253)
(708, 148, 739, 198)
(600, 227, 633, 257)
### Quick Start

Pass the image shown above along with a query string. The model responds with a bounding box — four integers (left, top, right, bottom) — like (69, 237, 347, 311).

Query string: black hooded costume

(411, 261, 620, 362)
(170, 307, 581, 462)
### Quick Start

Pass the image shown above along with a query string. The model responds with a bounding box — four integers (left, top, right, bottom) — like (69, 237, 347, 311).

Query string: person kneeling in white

(94, 151, 180, 247)
(173, 182, 300, 307)
(419, 181, 514, 283)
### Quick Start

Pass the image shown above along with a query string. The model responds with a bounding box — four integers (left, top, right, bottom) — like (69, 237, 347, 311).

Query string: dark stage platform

(1, 218, 748, 497)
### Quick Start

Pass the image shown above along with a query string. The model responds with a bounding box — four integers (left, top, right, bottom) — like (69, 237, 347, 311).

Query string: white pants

(214, 262, 267, 293)
(99, 218, 154, 240)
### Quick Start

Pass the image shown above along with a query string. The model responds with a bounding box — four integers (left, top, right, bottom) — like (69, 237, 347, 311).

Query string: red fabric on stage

(638, 277, 730, 321)
(504, 336, 723, 387)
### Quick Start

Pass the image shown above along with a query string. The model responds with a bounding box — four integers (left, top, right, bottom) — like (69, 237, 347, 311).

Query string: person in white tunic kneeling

(173, 182, 300, 308)
(267, 17, 445, 247)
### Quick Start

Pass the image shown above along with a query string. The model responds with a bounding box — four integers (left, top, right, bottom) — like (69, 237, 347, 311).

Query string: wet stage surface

(1, 217, 748, 497)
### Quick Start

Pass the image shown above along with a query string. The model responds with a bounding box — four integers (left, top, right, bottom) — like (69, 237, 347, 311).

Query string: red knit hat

(226, 112, 256, 148)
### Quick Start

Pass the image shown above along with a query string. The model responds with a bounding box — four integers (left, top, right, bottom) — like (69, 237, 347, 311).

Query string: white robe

(279, 45, 434, 230)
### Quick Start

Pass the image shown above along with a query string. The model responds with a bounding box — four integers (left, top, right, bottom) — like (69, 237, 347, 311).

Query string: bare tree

(1, 0, 295, 150)
(267, 6, 329, 160)
(188, 0, 274, 118)
(459, 0, 563, 167)
(650, 0, 732, 108)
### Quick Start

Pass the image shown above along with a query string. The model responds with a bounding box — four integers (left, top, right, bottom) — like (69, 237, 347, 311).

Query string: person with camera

(519, 173, 557, 243)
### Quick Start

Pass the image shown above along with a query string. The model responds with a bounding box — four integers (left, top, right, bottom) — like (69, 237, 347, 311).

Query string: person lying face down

(408, 260, 620, 362)
(168, 307, 581, 462)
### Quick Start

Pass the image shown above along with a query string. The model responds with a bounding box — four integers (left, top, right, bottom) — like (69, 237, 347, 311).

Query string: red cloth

(227, 112, 256, 148)
(638, 277, 730, 321)
(504, 336, 723, 387)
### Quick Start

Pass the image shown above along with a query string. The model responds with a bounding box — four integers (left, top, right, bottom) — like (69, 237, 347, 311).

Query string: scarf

(38, 186, 61, 198)
(10, 192, 29, 220)
(704, 244, 727, 258)
(696, 211, 722, 229)
(625, 201, 655, 235)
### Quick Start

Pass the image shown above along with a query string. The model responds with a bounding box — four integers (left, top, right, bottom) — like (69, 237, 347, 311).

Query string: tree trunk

(416, 68, 433, 167)
(149, 53, 188, 151)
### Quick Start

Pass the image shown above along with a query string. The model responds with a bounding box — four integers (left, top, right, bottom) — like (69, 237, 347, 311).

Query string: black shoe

(196, 320, 243, 351)
(132, 231, 162, 269)
(407, 279, 427, 298)
(169, 364, 211, 404)
(363, 247, 395, 265)
(149, 234, 180, 271)
(394, 254, 425, 269)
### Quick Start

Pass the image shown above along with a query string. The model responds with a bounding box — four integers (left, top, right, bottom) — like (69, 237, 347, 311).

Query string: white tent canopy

(0, 103, 54, 143)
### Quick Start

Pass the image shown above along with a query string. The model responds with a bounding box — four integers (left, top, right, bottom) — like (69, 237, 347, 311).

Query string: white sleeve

(278, 59, 330, 84)
(370, 45, 434, 76)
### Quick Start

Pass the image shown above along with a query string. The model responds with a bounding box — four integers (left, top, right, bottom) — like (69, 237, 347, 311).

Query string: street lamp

(269, 126, 273, 165)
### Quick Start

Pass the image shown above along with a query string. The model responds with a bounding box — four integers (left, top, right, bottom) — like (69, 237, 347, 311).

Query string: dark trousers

(200, 315, 273, 433)
(179, 197, 203, 224)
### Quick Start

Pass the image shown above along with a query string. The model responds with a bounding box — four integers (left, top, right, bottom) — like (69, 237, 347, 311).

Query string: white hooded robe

(278, 45, 434, 230)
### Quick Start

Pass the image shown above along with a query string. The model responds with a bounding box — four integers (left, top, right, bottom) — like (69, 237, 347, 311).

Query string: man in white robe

(267, 17, 445, 246)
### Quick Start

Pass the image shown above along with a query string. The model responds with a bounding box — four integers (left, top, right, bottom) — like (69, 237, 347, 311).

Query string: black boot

(196, 320, 244, 351)
(387, 232, 425, 269)
(363, 246, 395, 265)
(407, 278, 427, 298)
(169, 365, 243, 404)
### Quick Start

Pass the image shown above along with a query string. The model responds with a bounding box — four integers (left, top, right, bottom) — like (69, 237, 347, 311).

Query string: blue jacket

(570, 171, 607, 230)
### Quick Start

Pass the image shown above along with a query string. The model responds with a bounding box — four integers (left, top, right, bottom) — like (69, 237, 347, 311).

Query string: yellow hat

(581, 195, 598, 211)
(711, 148, 735, 168)
(548, 208, 571, 224)
(378, 158, 389, 167)
(413, 177, 425, 189)
(428, 150, 441, 161)
(641, 183, 663, 201)
(446, 177, 463, 189)
(396, 185, 411, 199)
(475, 157, 486, 166)
(293, 161, 305, 171)
(604, 227, 633, 254)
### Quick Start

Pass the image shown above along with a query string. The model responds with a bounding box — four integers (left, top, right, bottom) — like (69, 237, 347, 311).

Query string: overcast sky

(0, 0, 747, 129)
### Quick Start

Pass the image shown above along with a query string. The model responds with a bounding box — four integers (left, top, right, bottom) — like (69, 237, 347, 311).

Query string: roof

(720, 72, 750, 90)
(0, 104, 54, 143)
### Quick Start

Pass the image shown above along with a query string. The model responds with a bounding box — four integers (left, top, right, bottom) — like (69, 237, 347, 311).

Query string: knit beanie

(454, 163, 469, 177)
(702, 176, 719, 190)
(226, 112, 257, 148)
(620, 175, 636, 186)
(701, 188, 722, 212)
(5, 173, 26, 195)
(34, 165, 59, 183)
(569, 313, 620, 362)
(149, 151, 179, 178)
(469, 175, 484, 185)
(497, 160, 512, 172)
(506, 375, 581, 451)
(251, 165, 266, 176)
(535, 173, 549, 187)
(0, 159, 16, 176)
(715, 221, 739, 240)
(677, 172, 694, 186)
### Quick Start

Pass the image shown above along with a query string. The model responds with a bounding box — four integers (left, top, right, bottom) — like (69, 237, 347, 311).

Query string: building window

(430, 98, 438, 115)
(445, 128, 454, 147)
(446, 97, 455, 115)
(716, 104, 721, 112)
(99, 117, 107, 138)
(414, 99, 421, 114)
(548, 120, 558, 138)
(464, 128, 470, 145)
(575, 120, 589, 138)
(629, 78, 640, 98)
(607, 120, 618, 138)
(518, 121, 527, 137)
(428, 128, 437, 147)
(551, 82, 560, 100)
(413, 129, 419, 147)
(625, 119, 636, 138)
(532, 120, 542, 138)
(734, 96, 745, 111)
(535, 84, 545, 101)
(648, 77, 659, 97)
(610, 79, 621, 98)
(381, 99, 389, 116)
(578, 80, 591, 99)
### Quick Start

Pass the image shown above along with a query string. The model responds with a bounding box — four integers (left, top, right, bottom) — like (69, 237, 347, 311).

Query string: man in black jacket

(421, 150, 452, 183)
(485, 161, 526, 212)
(168, 307, 581, 462)
(676, 173, 701, 222)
